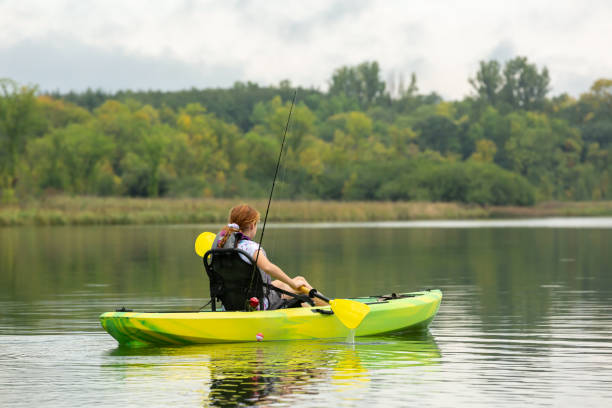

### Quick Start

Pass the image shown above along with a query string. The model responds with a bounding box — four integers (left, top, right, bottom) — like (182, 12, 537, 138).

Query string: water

(1, 220, 611, 406)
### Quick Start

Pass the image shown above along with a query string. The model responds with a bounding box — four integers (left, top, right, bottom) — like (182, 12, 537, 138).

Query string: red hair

(218, 204, 260, 247)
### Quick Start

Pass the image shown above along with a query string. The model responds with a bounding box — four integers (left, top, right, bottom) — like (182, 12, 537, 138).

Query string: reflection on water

(103, 332, 440, 407)
(1, 223, 612, 406)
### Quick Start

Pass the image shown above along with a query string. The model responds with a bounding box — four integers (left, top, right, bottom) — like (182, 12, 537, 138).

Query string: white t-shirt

(237, 239, 266, 262)
(237, 239, 276, 309)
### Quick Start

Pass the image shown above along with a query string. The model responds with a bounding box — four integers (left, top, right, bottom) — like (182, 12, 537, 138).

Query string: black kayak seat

(203, 248, 265, 311)
(202, 247, 313, 311)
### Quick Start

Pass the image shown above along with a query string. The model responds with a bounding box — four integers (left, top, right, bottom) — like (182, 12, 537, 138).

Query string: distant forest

(1, 57, 611, 205)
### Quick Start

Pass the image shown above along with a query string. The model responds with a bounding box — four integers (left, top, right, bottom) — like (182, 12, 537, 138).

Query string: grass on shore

(1, 195, 612, 226)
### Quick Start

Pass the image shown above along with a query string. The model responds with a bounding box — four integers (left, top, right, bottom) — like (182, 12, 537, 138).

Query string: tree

(582, 120, 612, 148)
(170, 103, 233, 197)
(329, 61, 386, 108)
(329, 66, 361, 102)
(414, 115, 461, 154)
(138, 126, 171, 197)
(502, 112, 580, 199)
(27, 124, 115, 194)
(469, 57, 550, 112)
(470, 139, 497, 163)
(37, 95, 92, 130)
(358, 61, 386, 107)
(0, 79, 39, 198)
(583, 78, 612, 120)
(4, 63, 611, 205)
(469, 60, 503, 106)
(500, 57, 550, 111)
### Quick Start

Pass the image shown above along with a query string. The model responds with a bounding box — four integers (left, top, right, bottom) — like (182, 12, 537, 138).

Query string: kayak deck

(100, 289, 442, 346)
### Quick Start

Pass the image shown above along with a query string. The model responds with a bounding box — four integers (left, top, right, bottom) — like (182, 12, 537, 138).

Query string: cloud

(0, 36, 243, 92)
(488, 40, 516, 62)
(0, 0, 611, 99)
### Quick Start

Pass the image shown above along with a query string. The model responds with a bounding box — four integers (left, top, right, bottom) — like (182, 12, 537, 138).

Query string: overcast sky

(1, 0, 610, 99)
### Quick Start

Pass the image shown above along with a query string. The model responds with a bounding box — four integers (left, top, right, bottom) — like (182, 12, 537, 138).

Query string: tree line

(1, 58, 611, 205)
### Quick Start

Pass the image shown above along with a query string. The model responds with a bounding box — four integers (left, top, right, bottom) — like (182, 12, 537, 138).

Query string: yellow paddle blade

(329, 299, 371, 329)
(194, 232, 216, 257)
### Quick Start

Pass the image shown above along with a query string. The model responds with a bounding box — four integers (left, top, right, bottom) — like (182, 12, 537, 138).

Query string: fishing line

(269, 119, 291, 256)
(254, 90, 297, 264)
(249, 90, 296, 299)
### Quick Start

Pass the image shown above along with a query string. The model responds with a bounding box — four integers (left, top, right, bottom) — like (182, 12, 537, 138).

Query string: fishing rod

(253, 90, 297, 268)
(243, 91, 370, 327)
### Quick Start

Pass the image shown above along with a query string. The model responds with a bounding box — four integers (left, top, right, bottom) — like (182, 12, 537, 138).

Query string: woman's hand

(291, 276, 312, 293)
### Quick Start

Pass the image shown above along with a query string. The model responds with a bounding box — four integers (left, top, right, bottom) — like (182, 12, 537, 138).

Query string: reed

(1, 196, 612, 226)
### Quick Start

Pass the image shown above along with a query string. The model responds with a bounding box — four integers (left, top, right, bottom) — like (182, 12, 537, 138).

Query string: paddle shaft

(301, 287, 330, 304)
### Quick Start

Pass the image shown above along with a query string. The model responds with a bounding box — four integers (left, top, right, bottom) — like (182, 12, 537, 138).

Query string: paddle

(300, 287, 370, 330)
(195, 231, 370, 329)
(194, 232, 216, 258)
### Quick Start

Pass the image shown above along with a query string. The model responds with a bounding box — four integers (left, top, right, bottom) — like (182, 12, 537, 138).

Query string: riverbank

(2, 196, 612, 226)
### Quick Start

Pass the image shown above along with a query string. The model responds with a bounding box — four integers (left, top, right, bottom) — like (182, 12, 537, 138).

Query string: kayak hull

(100, 289, 442, 346)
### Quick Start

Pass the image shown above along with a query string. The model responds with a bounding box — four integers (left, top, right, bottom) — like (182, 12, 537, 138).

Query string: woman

(214, 204, 325, 309)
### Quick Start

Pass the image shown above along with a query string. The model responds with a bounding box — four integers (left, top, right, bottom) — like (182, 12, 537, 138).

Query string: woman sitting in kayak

(214, 203, 325, 309)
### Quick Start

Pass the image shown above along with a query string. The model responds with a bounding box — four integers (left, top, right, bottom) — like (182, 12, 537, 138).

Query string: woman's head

(228, 204, 260, 231)
(218, 204, 260, 247)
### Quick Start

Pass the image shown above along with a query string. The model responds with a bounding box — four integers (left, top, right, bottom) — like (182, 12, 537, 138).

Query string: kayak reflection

(105, 332, 440, 406)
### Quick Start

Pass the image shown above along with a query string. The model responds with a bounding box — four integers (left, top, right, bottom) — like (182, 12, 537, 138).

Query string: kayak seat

(203, 248, 265, 311)
(203, 248, 314, 311)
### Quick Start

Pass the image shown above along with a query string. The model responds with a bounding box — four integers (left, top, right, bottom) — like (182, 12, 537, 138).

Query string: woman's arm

(254, 250, 309, 291)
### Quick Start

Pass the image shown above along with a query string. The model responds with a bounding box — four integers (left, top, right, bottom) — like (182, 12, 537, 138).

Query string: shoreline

(2, 196, 612, 226)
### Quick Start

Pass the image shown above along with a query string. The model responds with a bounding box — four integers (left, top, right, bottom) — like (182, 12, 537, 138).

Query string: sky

(1, 0, 610, 100)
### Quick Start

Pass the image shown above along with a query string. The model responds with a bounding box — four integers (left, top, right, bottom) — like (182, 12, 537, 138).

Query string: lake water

(1, 220, 611, 407)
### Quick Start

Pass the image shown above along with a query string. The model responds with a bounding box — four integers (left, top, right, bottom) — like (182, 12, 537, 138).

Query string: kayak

(100, 289, 442, 346)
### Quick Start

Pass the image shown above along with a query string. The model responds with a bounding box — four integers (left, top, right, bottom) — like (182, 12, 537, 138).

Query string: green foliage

(501, 57, 550, 111)
(27, 124, 115, 194)
(582, 120, 612, 147)
(414, 115, 461, 154)
(470, 56, 550, 112)
(0, 79, 40, 199)
(469, 60, 503, 106)
(37, 95, 92, 129)
(329, 61, 386, 109)
(58, 81, 323, 132)
(2, 60, 612, 205)
(346, 159, 535, 205)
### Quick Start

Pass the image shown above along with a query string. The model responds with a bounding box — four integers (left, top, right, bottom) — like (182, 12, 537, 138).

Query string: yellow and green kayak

(100, 289, 442, 346)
